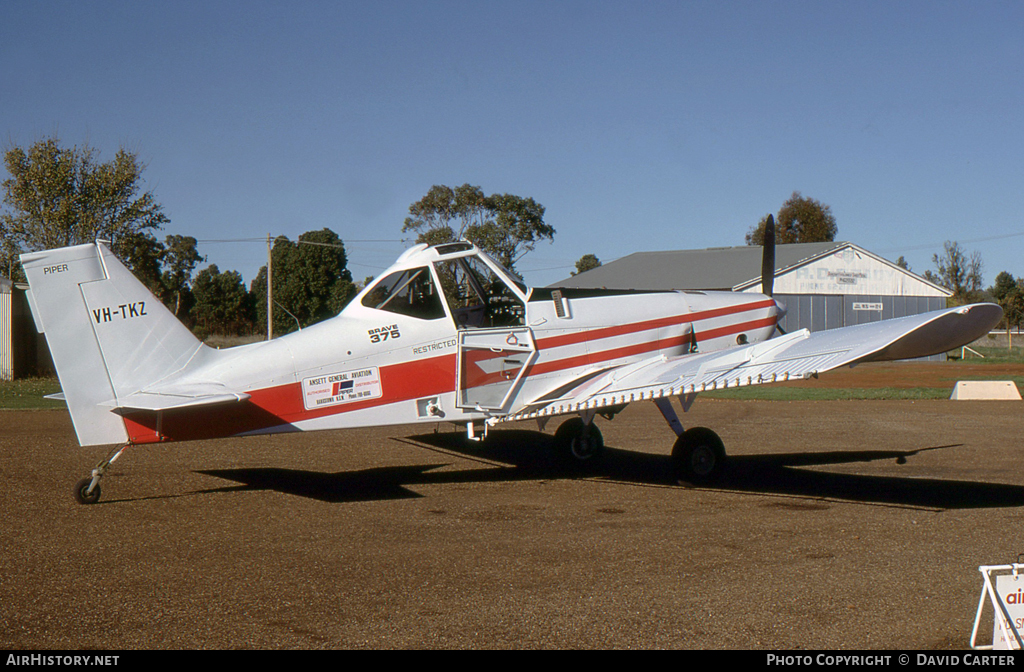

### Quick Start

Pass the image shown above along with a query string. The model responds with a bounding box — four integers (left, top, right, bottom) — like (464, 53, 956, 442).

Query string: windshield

(361, 266, 445, 320)
(433, 255, 525, 329)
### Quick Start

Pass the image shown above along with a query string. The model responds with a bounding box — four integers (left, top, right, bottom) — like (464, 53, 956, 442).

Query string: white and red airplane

(20, 223, 1002, 504)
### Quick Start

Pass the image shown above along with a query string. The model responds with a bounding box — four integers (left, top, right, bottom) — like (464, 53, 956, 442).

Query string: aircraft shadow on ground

(196, 464, 437, 503)
(195, 429, 1024, 510)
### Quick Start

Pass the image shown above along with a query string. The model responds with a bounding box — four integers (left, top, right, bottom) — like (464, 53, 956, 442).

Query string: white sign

(302, 367, 382, 410)
(765, 247, 949, 297)
(993, 573, 1024, 649)
(852, 303, 883, 311)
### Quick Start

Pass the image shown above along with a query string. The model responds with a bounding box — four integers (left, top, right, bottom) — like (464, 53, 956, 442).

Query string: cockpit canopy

(360, 243, 526, 329)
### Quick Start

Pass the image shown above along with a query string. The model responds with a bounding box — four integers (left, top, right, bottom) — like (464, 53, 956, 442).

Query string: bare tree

(930, 241, 984, 305)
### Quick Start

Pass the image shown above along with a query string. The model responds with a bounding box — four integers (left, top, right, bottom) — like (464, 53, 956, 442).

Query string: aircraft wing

(505, 303, 1002, 422)
(100, 383, 251, 412)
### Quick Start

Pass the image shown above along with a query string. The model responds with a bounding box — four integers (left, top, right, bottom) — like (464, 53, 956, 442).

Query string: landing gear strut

(73, 477, 101, 505)
(73, 444, 128, 505)
(654, 396, 727, 484)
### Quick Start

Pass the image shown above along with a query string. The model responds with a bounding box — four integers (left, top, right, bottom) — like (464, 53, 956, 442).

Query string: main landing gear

(671, 426, 726, 485)
(553, 398, 728, 484)
(554, 415, 605, 464)
(73, 444, 128, 505)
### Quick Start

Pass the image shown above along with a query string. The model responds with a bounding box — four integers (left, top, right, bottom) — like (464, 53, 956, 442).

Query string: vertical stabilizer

(20, 242, 205, 446)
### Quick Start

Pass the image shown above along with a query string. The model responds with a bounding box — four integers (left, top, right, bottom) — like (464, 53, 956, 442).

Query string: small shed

(1, 278, 15, 380)
(1, 278, 51, 380)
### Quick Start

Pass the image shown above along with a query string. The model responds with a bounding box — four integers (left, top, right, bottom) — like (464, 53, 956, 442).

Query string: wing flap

(502, 303, 1002, 422)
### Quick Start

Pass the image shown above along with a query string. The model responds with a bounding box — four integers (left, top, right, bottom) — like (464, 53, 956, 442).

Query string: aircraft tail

(20, 242, 205, 446)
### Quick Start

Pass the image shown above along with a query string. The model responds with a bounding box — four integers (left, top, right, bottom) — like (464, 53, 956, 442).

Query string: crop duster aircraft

(21, 218, 1002, 504)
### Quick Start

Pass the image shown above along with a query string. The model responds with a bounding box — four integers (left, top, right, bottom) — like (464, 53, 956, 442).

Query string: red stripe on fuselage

(123, 300, 776, 443)
(528, 333, 690, 376)
(124, 355, 457, 444)
(696, 315, 778, 342)
(536, 298, 775, 350)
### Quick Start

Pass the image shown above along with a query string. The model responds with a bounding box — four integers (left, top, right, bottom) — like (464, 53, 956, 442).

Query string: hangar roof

(552, 242, 951, 297)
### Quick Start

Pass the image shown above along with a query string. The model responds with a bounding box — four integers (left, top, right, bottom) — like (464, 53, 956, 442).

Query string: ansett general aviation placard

(302, 367, 382, 410)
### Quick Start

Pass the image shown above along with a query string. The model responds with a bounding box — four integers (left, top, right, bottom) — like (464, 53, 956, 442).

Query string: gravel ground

(2, 399, 1023, 650)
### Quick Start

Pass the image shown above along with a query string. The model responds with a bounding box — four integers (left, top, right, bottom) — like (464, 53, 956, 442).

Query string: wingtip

(956, 302, 1003, 330)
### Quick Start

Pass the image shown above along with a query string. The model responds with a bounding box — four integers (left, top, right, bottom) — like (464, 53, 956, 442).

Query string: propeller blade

(761, 214, 775, 297)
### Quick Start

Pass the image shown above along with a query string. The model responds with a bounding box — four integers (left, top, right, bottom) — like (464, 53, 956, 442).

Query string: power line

(879, 231, 1024, 254)
(196, 237, 402, 245)
(195, 237, 266, 243)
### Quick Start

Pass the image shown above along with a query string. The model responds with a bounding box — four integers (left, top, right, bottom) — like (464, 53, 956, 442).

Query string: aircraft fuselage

(118, 244, 779, 444)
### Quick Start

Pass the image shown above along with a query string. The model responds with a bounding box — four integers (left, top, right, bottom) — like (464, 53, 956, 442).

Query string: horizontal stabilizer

(102, 383, 250, 412)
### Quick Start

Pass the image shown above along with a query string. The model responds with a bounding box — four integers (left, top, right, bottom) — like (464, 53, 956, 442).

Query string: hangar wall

(775, 294, 948, 334)
(736, 245, 952, 353)
(555, 242, 956, 360)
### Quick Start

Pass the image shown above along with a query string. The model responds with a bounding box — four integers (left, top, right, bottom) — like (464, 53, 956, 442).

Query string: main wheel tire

(672, 427, 726, 484)
(555, 417, 605, 464)
(74, 477, 101, 505)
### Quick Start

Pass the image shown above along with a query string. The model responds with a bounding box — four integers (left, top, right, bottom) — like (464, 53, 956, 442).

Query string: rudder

(21, 242, 205, 446)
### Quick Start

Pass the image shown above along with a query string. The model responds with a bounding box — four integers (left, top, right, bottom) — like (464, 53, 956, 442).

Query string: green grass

(956, 344, 1024, 364)
(704, 386, 954, 401)
(0, 377, 65, 410)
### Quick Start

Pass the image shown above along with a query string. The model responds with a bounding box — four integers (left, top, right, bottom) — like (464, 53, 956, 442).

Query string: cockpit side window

(434, 255, 525, 329)
(361, 266, 445, 320)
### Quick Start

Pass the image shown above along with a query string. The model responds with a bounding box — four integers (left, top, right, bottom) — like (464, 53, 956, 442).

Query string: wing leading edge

(504, 303, 1003, 423)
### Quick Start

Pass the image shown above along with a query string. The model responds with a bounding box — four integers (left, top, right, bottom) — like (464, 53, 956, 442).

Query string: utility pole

(267, 233, 273, 340)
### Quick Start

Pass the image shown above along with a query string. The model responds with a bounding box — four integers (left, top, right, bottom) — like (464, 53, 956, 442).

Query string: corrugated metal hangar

(554, 241, 951, 335)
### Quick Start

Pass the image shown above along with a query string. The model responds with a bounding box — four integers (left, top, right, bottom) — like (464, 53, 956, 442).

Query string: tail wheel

(672, 427, 726, 484)
(555, 417, 605, 463)
(74, 478, 101, 505)
(72, 444, 127, 505)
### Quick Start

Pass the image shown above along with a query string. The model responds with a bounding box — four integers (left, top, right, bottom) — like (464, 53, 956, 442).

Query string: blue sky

(2, 0, 1022, 288)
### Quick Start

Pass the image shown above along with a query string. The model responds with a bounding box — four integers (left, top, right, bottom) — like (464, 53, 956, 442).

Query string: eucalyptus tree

(402, 183, 554, 274)
(746, 192, 838, 246)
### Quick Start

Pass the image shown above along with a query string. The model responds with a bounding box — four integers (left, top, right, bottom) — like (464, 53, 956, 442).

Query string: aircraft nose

(773, 297, 788, 320)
